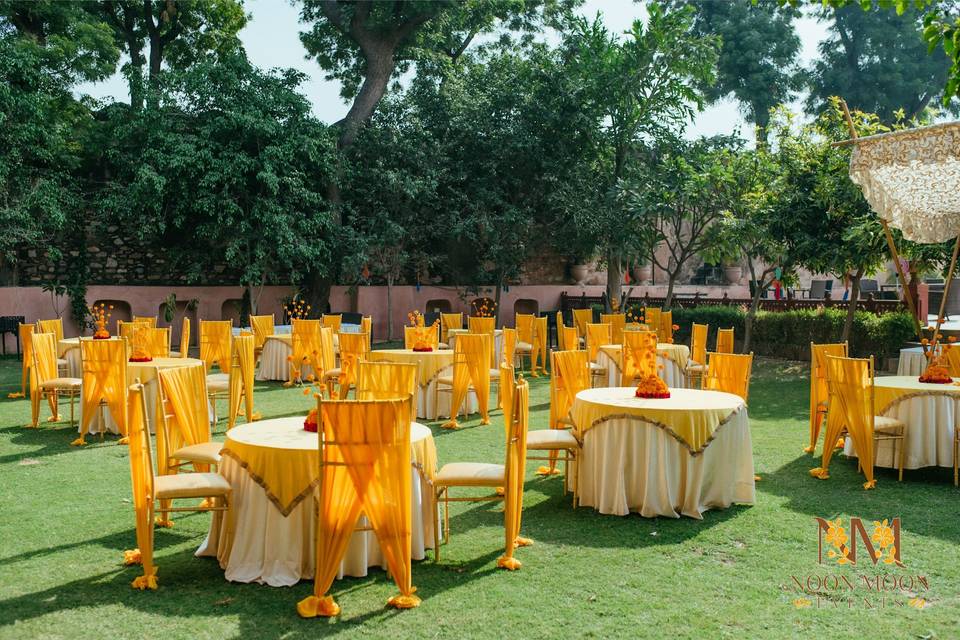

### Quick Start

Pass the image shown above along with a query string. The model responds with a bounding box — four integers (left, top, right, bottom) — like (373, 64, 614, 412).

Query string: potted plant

(723, 259, 742, 285)
(632, 262, 652, 284)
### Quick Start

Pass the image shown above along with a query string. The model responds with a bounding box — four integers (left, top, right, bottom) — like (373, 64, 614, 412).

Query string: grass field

(1, 354, 959, 639)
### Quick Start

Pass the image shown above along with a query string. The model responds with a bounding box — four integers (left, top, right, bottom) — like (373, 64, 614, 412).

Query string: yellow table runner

(366, 349, 455, 388)
(598, 343, 690, 372)
(874, 375, 960, 414)
(221, 417, 436, 516)
(571, 387, 744, 455)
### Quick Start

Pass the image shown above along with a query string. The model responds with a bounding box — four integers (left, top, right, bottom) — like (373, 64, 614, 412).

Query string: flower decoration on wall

(91, 303, 112, 339)
(408, 310, 438, 352)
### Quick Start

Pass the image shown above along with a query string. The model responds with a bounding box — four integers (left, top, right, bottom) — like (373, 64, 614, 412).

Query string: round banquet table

(896, 347, 925, 376)
(79, 356, 207, 435)
(58, 337, 82, 377)
(197, 417, 437, 586)
(594, 343, 690, 388)
(365, 349, 479, 420)
(842, 375, 960, 470)
(571, 387, 755, 518)
(255, 324, 363, 382)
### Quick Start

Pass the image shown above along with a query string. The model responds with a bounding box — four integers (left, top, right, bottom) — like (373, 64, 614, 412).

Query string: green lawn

(1, 354, 959, 639)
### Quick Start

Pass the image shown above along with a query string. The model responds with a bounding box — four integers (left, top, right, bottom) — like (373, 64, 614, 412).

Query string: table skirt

(896, 347, 925, 376)
(578, 409, 755, 518)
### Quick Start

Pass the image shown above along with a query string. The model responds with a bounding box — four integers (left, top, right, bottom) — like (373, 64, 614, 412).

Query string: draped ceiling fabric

(848, 122, 960, 243)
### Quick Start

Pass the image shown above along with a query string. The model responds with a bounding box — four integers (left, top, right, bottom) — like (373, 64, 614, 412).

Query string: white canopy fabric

(848, 121, 960, 244)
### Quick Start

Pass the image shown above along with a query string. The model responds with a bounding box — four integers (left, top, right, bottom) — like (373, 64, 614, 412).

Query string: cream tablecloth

(197, 417, 437, 586)
(896, 347, 926, 376)
(595, 344, 690, 388)
(255, 335, 304, 382)
(366, 349, 479, 420)
(571, 387, 754, 518)
(842, 375, 960, 469)
(58, 337, 82, 377)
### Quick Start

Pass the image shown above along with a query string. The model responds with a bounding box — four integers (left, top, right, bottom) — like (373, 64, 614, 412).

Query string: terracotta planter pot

(633, 264, 652, 284)
(723, 265, 742, 285)
(571, 264, 588, 285)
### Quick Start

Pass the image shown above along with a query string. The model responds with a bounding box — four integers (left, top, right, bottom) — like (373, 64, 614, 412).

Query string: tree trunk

(744, 279, 766, 354)
(494, 279, 503, 327)
(336, 50, 394, 151)
(842, 271, 862, 344)
(606, 249, 622, 313)
(663, 271, 679, 309)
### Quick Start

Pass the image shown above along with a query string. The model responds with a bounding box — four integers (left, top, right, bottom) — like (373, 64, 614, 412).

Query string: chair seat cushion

(516, 341, 532, 352)
(56, 358, 69, 367)
(172, 441, 223, 464)
(206, 373, 229, 392)
(434, 462, 505, 487)
(686, 361, 706, 372)
(874, 416, 905, 434)
(323, 367, 341, 380)
(39, 377, 81, 390)
(589, 362, 607, 372)
(155, 472, 231, 500)
(527, 429, 579, 450)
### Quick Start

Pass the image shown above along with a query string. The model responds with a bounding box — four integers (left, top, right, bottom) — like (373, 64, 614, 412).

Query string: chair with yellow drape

(715, 328, 734, 354)
(404, 325, 439, 350)
(644, 308, 662, 338)
(288, 319, 324, 386)
(133, 316, 157, 327)
(514, 313, 535, 373)
(502, 327, 517, 370)
(685, 323, 709, 387)
(227, 334, 257, 429)
(361, 316, 372, 348)
(560, 325, 578, 353)
(702, 352, 754, 402)
(810, 355, 906, 489)
(10, 323, 35, 398)
(600, 313, 626, 345)
(585, 323, 612, 386)
(530, 350, 584, 500)
(357, 359, 418, 416)
(179, 317, 191, 358)
(659, 310, 674, 344)
(807, 342, 849, 454)
(249, 314, 274, 360)
(36, 318, 68, 374)
(75, 338, 127, 446)
(556, 311, 567, 350)
(440, 312, 462, 348)
(433, 367, 531, 567)
(297, 396, 419, 617)
(944, 345, 960, 377)
(322, 314, 342, 333)
(123, 381, 231, 590)
(143, 327, 171, 358)
(572, 308, 592, 344)
(621, 330, 659, 386)
(29, 332, 80, 427)
(468, 316, 495, 335)
(199, 320, 232, 373)
(530, 316, 548, 376)
(336, 332, 370, 399)
(437, 333, 491, 428)
(119, 320, 151, 341)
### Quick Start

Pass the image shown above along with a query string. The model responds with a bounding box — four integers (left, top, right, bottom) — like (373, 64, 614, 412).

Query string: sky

(77, 0, 831, 139)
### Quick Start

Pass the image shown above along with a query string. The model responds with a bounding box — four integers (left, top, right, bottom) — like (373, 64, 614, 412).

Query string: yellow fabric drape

(200, 321, 232, 372)
(659, 310, 674, 343)
(133, 316, 157, 327)
(76, 338, 127, 445)
(319, 327, 336, 372)
(807, 342, 848, 453)
(290, 319, 324, 383)
(716, 328, 734, 354)
(249, 315, 275, 352)
(585, 323, 611, 363)
(361, 316, 372, 348)
(560, 326, 579, 352)
(157, 363, 212, 496)
(124, 383, 158, 589)
(549, 350, 590, 429)
(179, 317, 191, 358)
(443, 333, 491, 428)
(810, 356, 877, 490)
(468, 316, 495, 335)
(622, 331, 659, 386)
(500, 363, 515, 440)
(703, 352, 753, 401)
(404, 325, 439, 350)
(644, 308, 662, 338)
(440, 313, 462, 345)
(530, 317, 548, 376)
(501, 328, 517, 368)
(322, 314, 342, 333)
(119, 320, 151, 340)
(555, 312, 566, 350)
(29, 333, 61, 426)
(944, 346, 960, 377)
(144, 328, 170, 358)
(572, 309, 592, 339)
(37, 318, 64, 344)
(515, 313, 534, 344)
(600, 314, 626, 345)
(690, 323, 708, 365)
(12, 323, 35, 398)
(298, 397, 419, 617)
(497, 374, 530, 570)
(357, 361, 418, 400)
(338, 333, 370, 398)
(228, 335, 256, 429)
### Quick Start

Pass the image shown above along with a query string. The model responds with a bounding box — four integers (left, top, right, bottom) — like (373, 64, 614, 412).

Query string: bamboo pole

(931, 235, 960, 349)
(881, 220, 925, 345)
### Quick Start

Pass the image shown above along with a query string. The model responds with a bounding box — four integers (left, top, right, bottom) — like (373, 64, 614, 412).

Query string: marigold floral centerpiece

(91, 303, 112, 339)
(128, 324, 153, 362)
(284, 296, 311, 321)
(303, 407, 319, 432)
(408, 311, 438, 352)
(919, 333, 954, 384)
(635, 374, 670, 399)
(474, 299, 496, 318)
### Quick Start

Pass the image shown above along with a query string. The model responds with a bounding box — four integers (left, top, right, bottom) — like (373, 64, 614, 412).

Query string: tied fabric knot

(297, 594, 340, 618)
(131, 571, 158, 590)
(535, 466, 561, 476)
(863, 479, 877, 490)
(123, 549, 142, 565)
(495, 486, 505, 496)
(515, 536, 534, 547)
(70, 437, 86, 447)
(803, 445, 815, 454)
(251, 412, 262, 421)
(441, 420, 460, 430)
(155, 517, 174, 528)
(387, 593, 421, 609)
(496, 556, 522, 570)
(809, 467, 829, 480)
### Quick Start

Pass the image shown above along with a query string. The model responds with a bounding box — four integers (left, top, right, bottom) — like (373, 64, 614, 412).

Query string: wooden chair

(514, 313, 535, 373)
(156, 366, 223, 472)
(808, 342, 849, 453)
(440, 312, 463, 349)
(585, 323, 612, 387)
(36, 318, 68, 374)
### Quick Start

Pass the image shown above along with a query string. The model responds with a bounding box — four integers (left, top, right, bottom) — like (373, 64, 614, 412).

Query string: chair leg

(69, 392, 75, 427)
(898, 431, 906, 482)
(955, 433, 959, 487)
(433, 489, 442, 562)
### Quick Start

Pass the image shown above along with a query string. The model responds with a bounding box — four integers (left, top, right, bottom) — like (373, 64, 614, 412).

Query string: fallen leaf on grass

(19, 458, 40, 466)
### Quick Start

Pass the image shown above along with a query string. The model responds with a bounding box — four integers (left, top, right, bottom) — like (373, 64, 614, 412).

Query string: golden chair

(659, 310, 674, 343)
(321, 314, 342, 333)
(436, 333, 492, 427)
(808, 342, 849, 454)
(331, 332, 369, 399)
(156, 365, 223, 473)
(585, 322, 612, 387)
(249, 314, 275, 361)
(600, 313, 626, 345)
(715, 328, 734, 354)
(179, 317, 191, 358)
(514, 313, 535, 373)
(685, 323, 709, 387)
(206, 334, 256, 427)
(440, 312, 463, 349)
(702, 351, 754, 402)
(644, 308, 662, 339)
(133, 316, 158, 327)
(36, 318, 69, 374)
(571, 308, 592, 345)
(29, 332, 81, 427)
(144, 327, 171, 358)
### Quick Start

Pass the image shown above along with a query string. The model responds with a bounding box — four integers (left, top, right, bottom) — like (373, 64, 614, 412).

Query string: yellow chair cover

(12, 323, 35, 397)
(497, 372, 531, 571)
(179, 317, 191, 358)
(585, 323, 612, 363)
(228, 335, 256, 429)
(572, 308, 592, 339)
(622, 331, 659, 386)
(199, 321, 232, 372)
(807, 343, 848, 453)
(297, 397, 419, 617)
(600, 313, 626, 345)
(124, 382, 158, 589)
(322, 314, 342, 333)
(37, 318, 64, 343)
(404, 325, 439, 350)
(118, 320, 150, 342)
(144, 328, 170, 358)
(29, 332, 61, 426)
(502, 327, 517, 368)
(249, 315, 274, 352)
(338, 333, 370, 398)
(157, 364, 212, 483)
(555, 312, 565, 350)
(319, 326, 336, 372)
(133, 316, 157, 327)
(690, 323, 708, 365)
(515, 313, 534, 345)
(500, 363, 515, 440)
(443, 333, 492, 428)
(76, 338, 127, 445)
(361, 316, 372, 348)
(703, 352, 753, 402)
(290, 319, 324, 383)
(659, 310, 674, 343)
(560, 326, 579, 353)
(440, 312, 462, 345)
(468, 316, 495, 335)
(357, 361, 418, 401)
(644, 308, 662, 338)
(810, 356, 877, 490)
(549, 350, 590, 429)
(531, 316, 548, 375)
(944, 346, 960, 377)
(716, 328, 734, 354)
